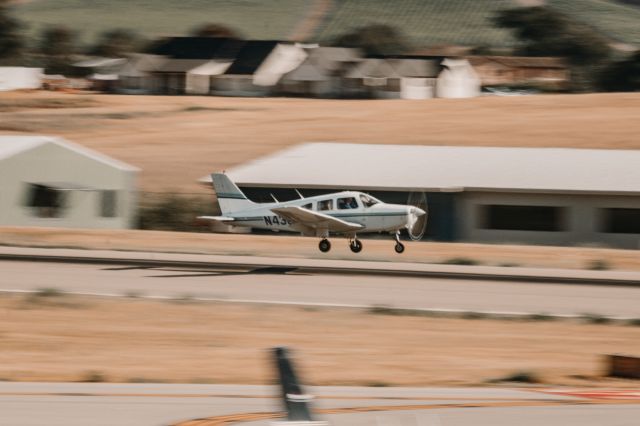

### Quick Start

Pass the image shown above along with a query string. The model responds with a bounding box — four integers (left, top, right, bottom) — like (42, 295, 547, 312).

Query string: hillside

(13, 0, 314, 43)
(13, 0, 640, 49)
(315, 0, 518, 48)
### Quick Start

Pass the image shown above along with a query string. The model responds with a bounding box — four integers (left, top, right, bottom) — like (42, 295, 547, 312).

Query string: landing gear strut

(394, 232, 405, 254)
(349, 238, 363, 253)
(319, 238, 331, 253)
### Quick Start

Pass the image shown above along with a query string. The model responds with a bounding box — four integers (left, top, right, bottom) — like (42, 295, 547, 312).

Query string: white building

(0, 136, 138, 229)
(209, 143, 640, 248)
(0, 67, 43, 91)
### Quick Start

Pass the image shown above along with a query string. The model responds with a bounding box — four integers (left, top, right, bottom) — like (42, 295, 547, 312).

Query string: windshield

(359, 194, 380, 208)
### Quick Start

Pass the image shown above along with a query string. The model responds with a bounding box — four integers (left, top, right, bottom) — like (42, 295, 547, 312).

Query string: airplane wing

(196, 215, 235, 223)
(271, 206, 363, 233)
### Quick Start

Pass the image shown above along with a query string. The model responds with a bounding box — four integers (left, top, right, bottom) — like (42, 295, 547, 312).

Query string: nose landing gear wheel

(319, 239, 331, 253)
(349, 239, 363, 253)
(394, 242, 405, 254)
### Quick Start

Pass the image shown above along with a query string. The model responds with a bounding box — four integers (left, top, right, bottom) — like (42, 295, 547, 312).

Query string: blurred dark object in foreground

(607, 354, 640, 379)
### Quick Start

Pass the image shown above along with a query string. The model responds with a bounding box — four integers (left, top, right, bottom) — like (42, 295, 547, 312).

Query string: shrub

(138, 193, 218, 232)
(442, 257, 480, 266)
(587, 259, 610, 270)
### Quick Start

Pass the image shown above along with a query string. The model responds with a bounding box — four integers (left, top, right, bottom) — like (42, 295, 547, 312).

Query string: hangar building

(0, 136, 138, 229)
(219, 143, 640, 249)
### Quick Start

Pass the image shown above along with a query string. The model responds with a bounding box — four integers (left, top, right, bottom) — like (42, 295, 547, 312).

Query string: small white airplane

(199, 173, 427, 253)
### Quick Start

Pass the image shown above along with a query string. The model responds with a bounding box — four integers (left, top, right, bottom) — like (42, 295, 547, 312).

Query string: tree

(599, 51, 640, 92)
(190, 23, 242, 39)
(494, 6, 611, 66)
(38, 25, 76, 74)
(90, 29, 143, 57)
(332, 24, 410, 56)
(0, 0, 24, 62)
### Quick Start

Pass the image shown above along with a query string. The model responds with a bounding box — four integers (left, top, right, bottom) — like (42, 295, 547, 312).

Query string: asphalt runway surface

(1, 259, 640, 317)
(1, 382, 638, 426)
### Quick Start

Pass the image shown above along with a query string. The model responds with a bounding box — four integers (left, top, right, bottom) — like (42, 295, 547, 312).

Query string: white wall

(0, 67, 43, 91)
(0, 143, 137, 229)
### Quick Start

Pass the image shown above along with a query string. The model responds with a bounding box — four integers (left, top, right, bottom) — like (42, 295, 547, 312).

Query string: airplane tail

(273, 347, 314, 422)
(210, 173, 255, 214)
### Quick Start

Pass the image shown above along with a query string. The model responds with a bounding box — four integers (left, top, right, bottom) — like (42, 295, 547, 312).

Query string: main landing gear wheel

(319, 239, 331, 253)
(349, 239, 363, 253)
(395, 242, 405, 254)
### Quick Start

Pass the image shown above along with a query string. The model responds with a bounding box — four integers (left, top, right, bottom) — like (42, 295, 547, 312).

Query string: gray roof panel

(226, 143, 640, 195)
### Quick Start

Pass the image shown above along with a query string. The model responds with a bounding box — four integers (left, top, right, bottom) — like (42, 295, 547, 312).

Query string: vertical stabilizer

(273, 347, 314, 422)
(210, 173, 255, 214)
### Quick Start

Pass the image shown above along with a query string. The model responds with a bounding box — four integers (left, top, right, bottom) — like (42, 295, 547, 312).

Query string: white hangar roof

(224, 143, 640, 195)
(0, 135, 139, 171)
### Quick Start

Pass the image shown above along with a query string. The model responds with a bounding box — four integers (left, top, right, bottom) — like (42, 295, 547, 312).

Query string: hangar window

(482, 205, 564, 232)
(100, 190, 118, 218)
(601, 208, 640, 234)
(25, 184, 66, 218)
(317, 199, 333, 211)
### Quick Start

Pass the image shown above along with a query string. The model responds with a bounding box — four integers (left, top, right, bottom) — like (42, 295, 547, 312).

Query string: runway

(0, 382, 638, 426)
(1, 258, 640, 317)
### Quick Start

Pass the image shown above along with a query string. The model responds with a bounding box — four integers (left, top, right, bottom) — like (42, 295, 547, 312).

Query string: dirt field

(2, 226, 640, 270)
(0, 293, 638, 386)
(1, 91, 639, 193)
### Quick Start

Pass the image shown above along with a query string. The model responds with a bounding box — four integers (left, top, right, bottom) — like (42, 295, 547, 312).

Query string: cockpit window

(317, 199, 333, 211)
(359, 194, 379, 208)
(301, 203, 312, 210)
(337, 197, 359, 210)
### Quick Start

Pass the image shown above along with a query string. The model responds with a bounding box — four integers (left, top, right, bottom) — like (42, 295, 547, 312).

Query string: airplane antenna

(295, 189, 304, 199)
(270, 193, 279, 203)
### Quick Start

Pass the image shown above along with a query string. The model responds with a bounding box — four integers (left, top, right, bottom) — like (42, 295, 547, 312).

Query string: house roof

(224, 40, 281, 75)
(0, 136, 139, 172)
(467, 56, 567, 69)
(147, 37, 242, 60)
(154, 59, 210, 73)
(219, 143, 640, 195)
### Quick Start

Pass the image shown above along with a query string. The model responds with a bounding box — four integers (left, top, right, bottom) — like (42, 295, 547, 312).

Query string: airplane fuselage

(225, 191, 413, 235)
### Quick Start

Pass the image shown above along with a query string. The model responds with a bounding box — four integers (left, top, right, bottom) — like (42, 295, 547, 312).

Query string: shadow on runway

(102, 265, 306, 278)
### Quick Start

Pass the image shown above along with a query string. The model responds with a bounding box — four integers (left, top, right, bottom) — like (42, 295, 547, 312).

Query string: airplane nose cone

(412, 207, 426, 217)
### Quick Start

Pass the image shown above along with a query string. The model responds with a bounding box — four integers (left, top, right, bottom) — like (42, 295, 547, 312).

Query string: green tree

(599, 51, 640, 92)
(494, 6, 611, 66)
(332, 24, 410, 56)
(190, 23, 242, 39)
(90, 29, 143, 57)
(38, 25, 76, 74)
(0, 0, 24, 63)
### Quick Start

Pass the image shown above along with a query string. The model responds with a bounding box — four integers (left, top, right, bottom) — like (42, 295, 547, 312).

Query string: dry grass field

(1, 91, 639, 194)
(3, 226, 640, 270)
(0, 293, 638, 387)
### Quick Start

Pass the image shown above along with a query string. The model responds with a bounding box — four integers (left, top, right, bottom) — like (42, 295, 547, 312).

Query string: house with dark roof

(117, 37, 242, 94)
(279, 46, 362, 97)
(212, 40, 307, 97)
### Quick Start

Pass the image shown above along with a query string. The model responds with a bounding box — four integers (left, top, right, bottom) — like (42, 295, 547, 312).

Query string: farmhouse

(212, 40, 307, 97)
(211, 143, 640, 249)
(0, 136, 138, 229)
(117, 37, 242, 94)
(279, 47, 362, 97)
(343, 55, 479, 99)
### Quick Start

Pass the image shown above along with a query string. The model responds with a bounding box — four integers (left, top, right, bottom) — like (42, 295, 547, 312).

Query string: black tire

(394, 242, 405, 254)
(350, 239, 363, 253)
(319, 239, 331, 253)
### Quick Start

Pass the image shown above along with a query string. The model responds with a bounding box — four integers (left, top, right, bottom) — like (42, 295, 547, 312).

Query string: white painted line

(1, 289, 635, 321)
